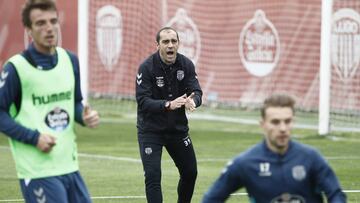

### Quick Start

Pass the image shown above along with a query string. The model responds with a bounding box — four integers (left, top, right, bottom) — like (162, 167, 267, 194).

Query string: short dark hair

(156, 27, 179, 43)
(261, 94, 295, 118)
(22, 0, 58, 28)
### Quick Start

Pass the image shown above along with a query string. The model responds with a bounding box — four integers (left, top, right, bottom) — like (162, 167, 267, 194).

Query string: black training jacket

(136, 51, 202, 135)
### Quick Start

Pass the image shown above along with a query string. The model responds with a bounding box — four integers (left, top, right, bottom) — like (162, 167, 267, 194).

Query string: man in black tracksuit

(136, 27, 202, 203)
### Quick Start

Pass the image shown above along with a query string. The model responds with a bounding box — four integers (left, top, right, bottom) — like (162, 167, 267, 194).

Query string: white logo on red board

(96, 5, 123, 72)
(239, 10, 280, 77)
(332, 8, 360, 80)
(166, 8, 201, 66)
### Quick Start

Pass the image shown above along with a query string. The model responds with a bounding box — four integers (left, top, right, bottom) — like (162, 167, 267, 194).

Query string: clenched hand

(83, 104, 100, 128)
(37, 134, 56, 153)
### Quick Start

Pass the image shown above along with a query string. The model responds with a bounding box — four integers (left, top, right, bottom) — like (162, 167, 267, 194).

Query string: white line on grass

(80, 153, 360, 162)
(344, 190, 360, 193)
(2, 146, 360, 162)
(78, 153, 142, 163)
(111, 113, 360, 133)
(189, 114, 360, 132)
(1, 147, 360, 201)
(100, 113, 360, 133)
(230, 192, 247, 196)
(78, 153, 360, 162)
(91, 195, 146, 199)
(79, 153, 229, 163)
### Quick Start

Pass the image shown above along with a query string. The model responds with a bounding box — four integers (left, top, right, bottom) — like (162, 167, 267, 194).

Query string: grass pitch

(1, 118, 360, 202)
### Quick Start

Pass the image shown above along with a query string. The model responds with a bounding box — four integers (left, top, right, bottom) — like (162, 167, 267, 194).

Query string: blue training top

(0, 43, 85, 146)
(202, 140, 346, 203)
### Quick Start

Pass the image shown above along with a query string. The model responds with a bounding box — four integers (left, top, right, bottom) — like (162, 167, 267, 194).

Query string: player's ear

(156, 41, 160, 49)
(259, 119, 265, 128)
(26, 28, 32, 36)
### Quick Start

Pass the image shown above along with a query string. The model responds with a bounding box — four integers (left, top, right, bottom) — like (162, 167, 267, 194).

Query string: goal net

(329, 0, 360, 131)
(84, 0, 360, 132)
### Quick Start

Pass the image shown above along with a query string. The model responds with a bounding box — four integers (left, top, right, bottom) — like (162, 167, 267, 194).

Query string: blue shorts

(19, 171, 92, 203)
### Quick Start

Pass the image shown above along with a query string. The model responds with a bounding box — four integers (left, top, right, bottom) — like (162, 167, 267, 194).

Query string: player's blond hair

(261, 94, 295, 118)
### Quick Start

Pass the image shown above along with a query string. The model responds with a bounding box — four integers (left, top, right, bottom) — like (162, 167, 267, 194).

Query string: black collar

(154, 51, 179, 71)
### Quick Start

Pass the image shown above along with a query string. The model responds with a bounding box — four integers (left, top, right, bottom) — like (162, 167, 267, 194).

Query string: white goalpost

(319, 0, 333, 135)
(78, 0, 90, 104)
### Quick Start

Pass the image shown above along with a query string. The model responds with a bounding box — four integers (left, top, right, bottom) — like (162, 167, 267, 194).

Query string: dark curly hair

(22, 0, 57, 28)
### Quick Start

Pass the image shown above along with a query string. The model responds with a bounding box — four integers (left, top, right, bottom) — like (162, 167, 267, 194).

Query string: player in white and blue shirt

(202, 94, 346, 203)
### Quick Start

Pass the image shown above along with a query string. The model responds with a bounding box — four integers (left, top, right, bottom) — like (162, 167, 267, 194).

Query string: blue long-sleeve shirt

(202, 140, 346, 203)
(0, 44, 85, 146)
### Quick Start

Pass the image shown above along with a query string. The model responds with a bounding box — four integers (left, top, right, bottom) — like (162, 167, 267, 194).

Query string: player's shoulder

(176, 52, 190, 61)
(61, 48, 78, 60)
(224, 147, 261, 173)
(176, 53, 194, 67)
(291, 140, 321, 157)
(57, 48, 79, 69)
(233, 142, 264, 163)
(139, 52, 156, 69)
(291, 140, 317, 152)
(1, 61, 17, 76)
(0, 62, 19, 93)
